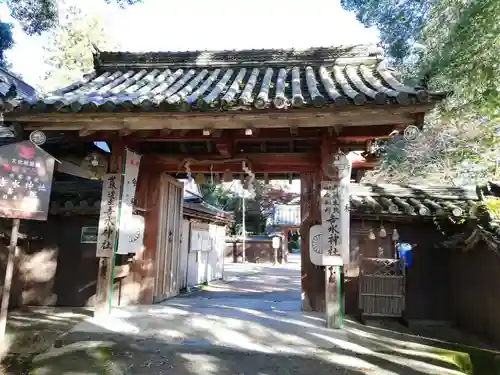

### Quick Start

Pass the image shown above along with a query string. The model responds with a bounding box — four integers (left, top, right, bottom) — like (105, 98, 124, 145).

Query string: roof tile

(13, 46, 443, 113)
(271, 184, 479, 227)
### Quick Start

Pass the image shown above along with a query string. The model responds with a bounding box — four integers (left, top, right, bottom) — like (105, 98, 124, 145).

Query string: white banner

(96, 173, 121, 257)
(117, 149, 142, 254)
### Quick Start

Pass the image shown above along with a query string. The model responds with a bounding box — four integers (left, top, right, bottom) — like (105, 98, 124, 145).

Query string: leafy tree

(364, 108, 500, 186)
(342, 0, 500, 184)
(0, 0, 140, 68)
(41, 3, 118, 91)
(200, 181, 298, 235)
(0, 22, 13, 68)
(341, 0, 500, 117)
(340, 0, 432, 63)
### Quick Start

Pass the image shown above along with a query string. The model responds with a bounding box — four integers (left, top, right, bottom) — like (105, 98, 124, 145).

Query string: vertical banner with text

(116, 149, 142, 254)
(96, 173, 121, 257)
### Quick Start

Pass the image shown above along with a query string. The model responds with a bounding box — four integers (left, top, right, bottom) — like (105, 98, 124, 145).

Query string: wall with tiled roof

(271, 183, 479, 227)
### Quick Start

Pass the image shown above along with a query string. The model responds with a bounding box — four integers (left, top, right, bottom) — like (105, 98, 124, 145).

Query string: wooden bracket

(215, 139, 233, 158)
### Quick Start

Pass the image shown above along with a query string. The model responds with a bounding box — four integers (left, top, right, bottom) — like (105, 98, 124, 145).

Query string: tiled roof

(16, 46, 444, 113)
(48, 178, 231, 221)
(270, 184, 479, 227)
(0, 68, 36, 101)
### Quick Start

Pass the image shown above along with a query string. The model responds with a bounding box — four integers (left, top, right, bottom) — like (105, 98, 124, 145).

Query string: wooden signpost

(309, 151, 352, 329)
(94, 148, 142, 316)
(0, 140, 56, 341)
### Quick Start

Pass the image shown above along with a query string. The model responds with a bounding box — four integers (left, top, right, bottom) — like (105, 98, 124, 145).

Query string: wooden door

(153, 174, 184, 303)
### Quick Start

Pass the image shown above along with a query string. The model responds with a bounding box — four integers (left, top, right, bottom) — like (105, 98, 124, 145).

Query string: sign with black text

(96, 174, 121, 258)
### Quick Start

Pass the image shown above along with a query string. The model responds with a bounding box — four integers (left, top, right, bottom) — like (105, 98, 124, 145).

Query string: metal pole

(0, 218, 20, 341)
(242, 190, 246, 263)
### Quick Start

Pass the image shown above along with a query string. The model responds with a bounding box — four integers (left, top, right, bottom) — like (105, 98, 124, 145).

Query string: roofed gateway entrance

(4, 45, 443, 317)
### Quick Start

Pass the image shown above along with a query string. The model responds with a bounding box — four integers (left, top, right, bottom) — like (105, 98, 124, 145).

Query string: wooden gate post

(320, 139, 345, 328)
(300, 172, 325, 312)
(94, 138, 124, 317)
(325, 266, 342, 328)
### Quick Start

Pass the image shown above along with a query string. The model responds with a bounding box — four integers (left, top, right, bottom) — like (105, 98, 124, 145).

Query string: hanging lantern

(392, 229, 399, 241)
(379, 225, 387, 238)
(195, 173, 205, 184)
(223, 170, 233, 182)
(368, 228, 376, 240)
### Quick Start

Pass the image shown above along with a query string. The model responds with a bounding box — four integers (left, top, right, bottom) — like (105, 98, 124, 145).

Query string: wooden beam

(300, 172, 325, 312)
(153, 153, 317, 173)
(119, 129, 133, 136)
(215, 140, 233, 158)
(16, 104, 434, 130)
(211, 129, 222, 138)
(79, 128, 96, 137)
(151, 152, 375, 173)
(125, 124, 397, 142)
(56, 159, 93, 179)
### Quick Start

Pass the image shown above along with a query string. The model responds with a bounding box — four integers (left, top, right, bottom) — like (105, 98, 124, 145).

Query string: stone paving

(31, 256, 477, 374)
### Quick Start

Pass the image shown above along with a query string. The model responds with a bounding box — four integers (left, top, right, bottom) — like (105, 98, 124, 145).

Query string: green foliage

(341, 0, 500, 118)
(200, 181, 297, 236)
(0, 0, 140, 68)
(343, 0, 500, 184)
(340, 0, 432, 62)
(366, 106, 500, 185)
(484, 197, 500, 219)
(0, 21, 14, 68)
(41, 3, 118, 91)
(4, 0, 141, 35)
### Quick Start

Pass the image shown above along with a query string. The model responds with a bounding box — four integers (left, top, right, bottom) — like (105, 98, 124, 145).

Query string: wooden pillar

(232, 242, 237, 263)
(135, 163, 162, 304)
(94, 138, 124, 317)
(320, 138, 345, 328)
(300, 172, 325, 312)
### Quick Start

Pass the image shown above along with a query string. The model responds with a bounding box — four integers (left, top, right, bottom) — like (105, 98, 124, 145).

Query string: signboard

(190, 230, 203, 251)
(317, 153, 352, 266)
(309, 152, 352, 267)
(80, 227, 98, 244)
(190, 222, 209, 252)
(0, 141, 55, 221)
(116, 149, 141, 254)
(116, 214, 144, 254)
(96, 173, 121, 258)
(272, 236, 281, 249)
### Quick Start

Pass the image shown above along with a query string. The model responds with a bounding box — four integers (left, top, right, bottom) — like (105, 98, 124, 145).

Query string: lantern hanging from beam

(195, 173, 205, 185)
(379, 224, 387, 238)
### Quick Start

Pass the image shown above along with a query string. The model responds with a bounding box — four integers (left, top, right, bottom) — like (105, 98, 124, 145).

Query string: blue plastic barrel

(396, 242, 412, 268)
